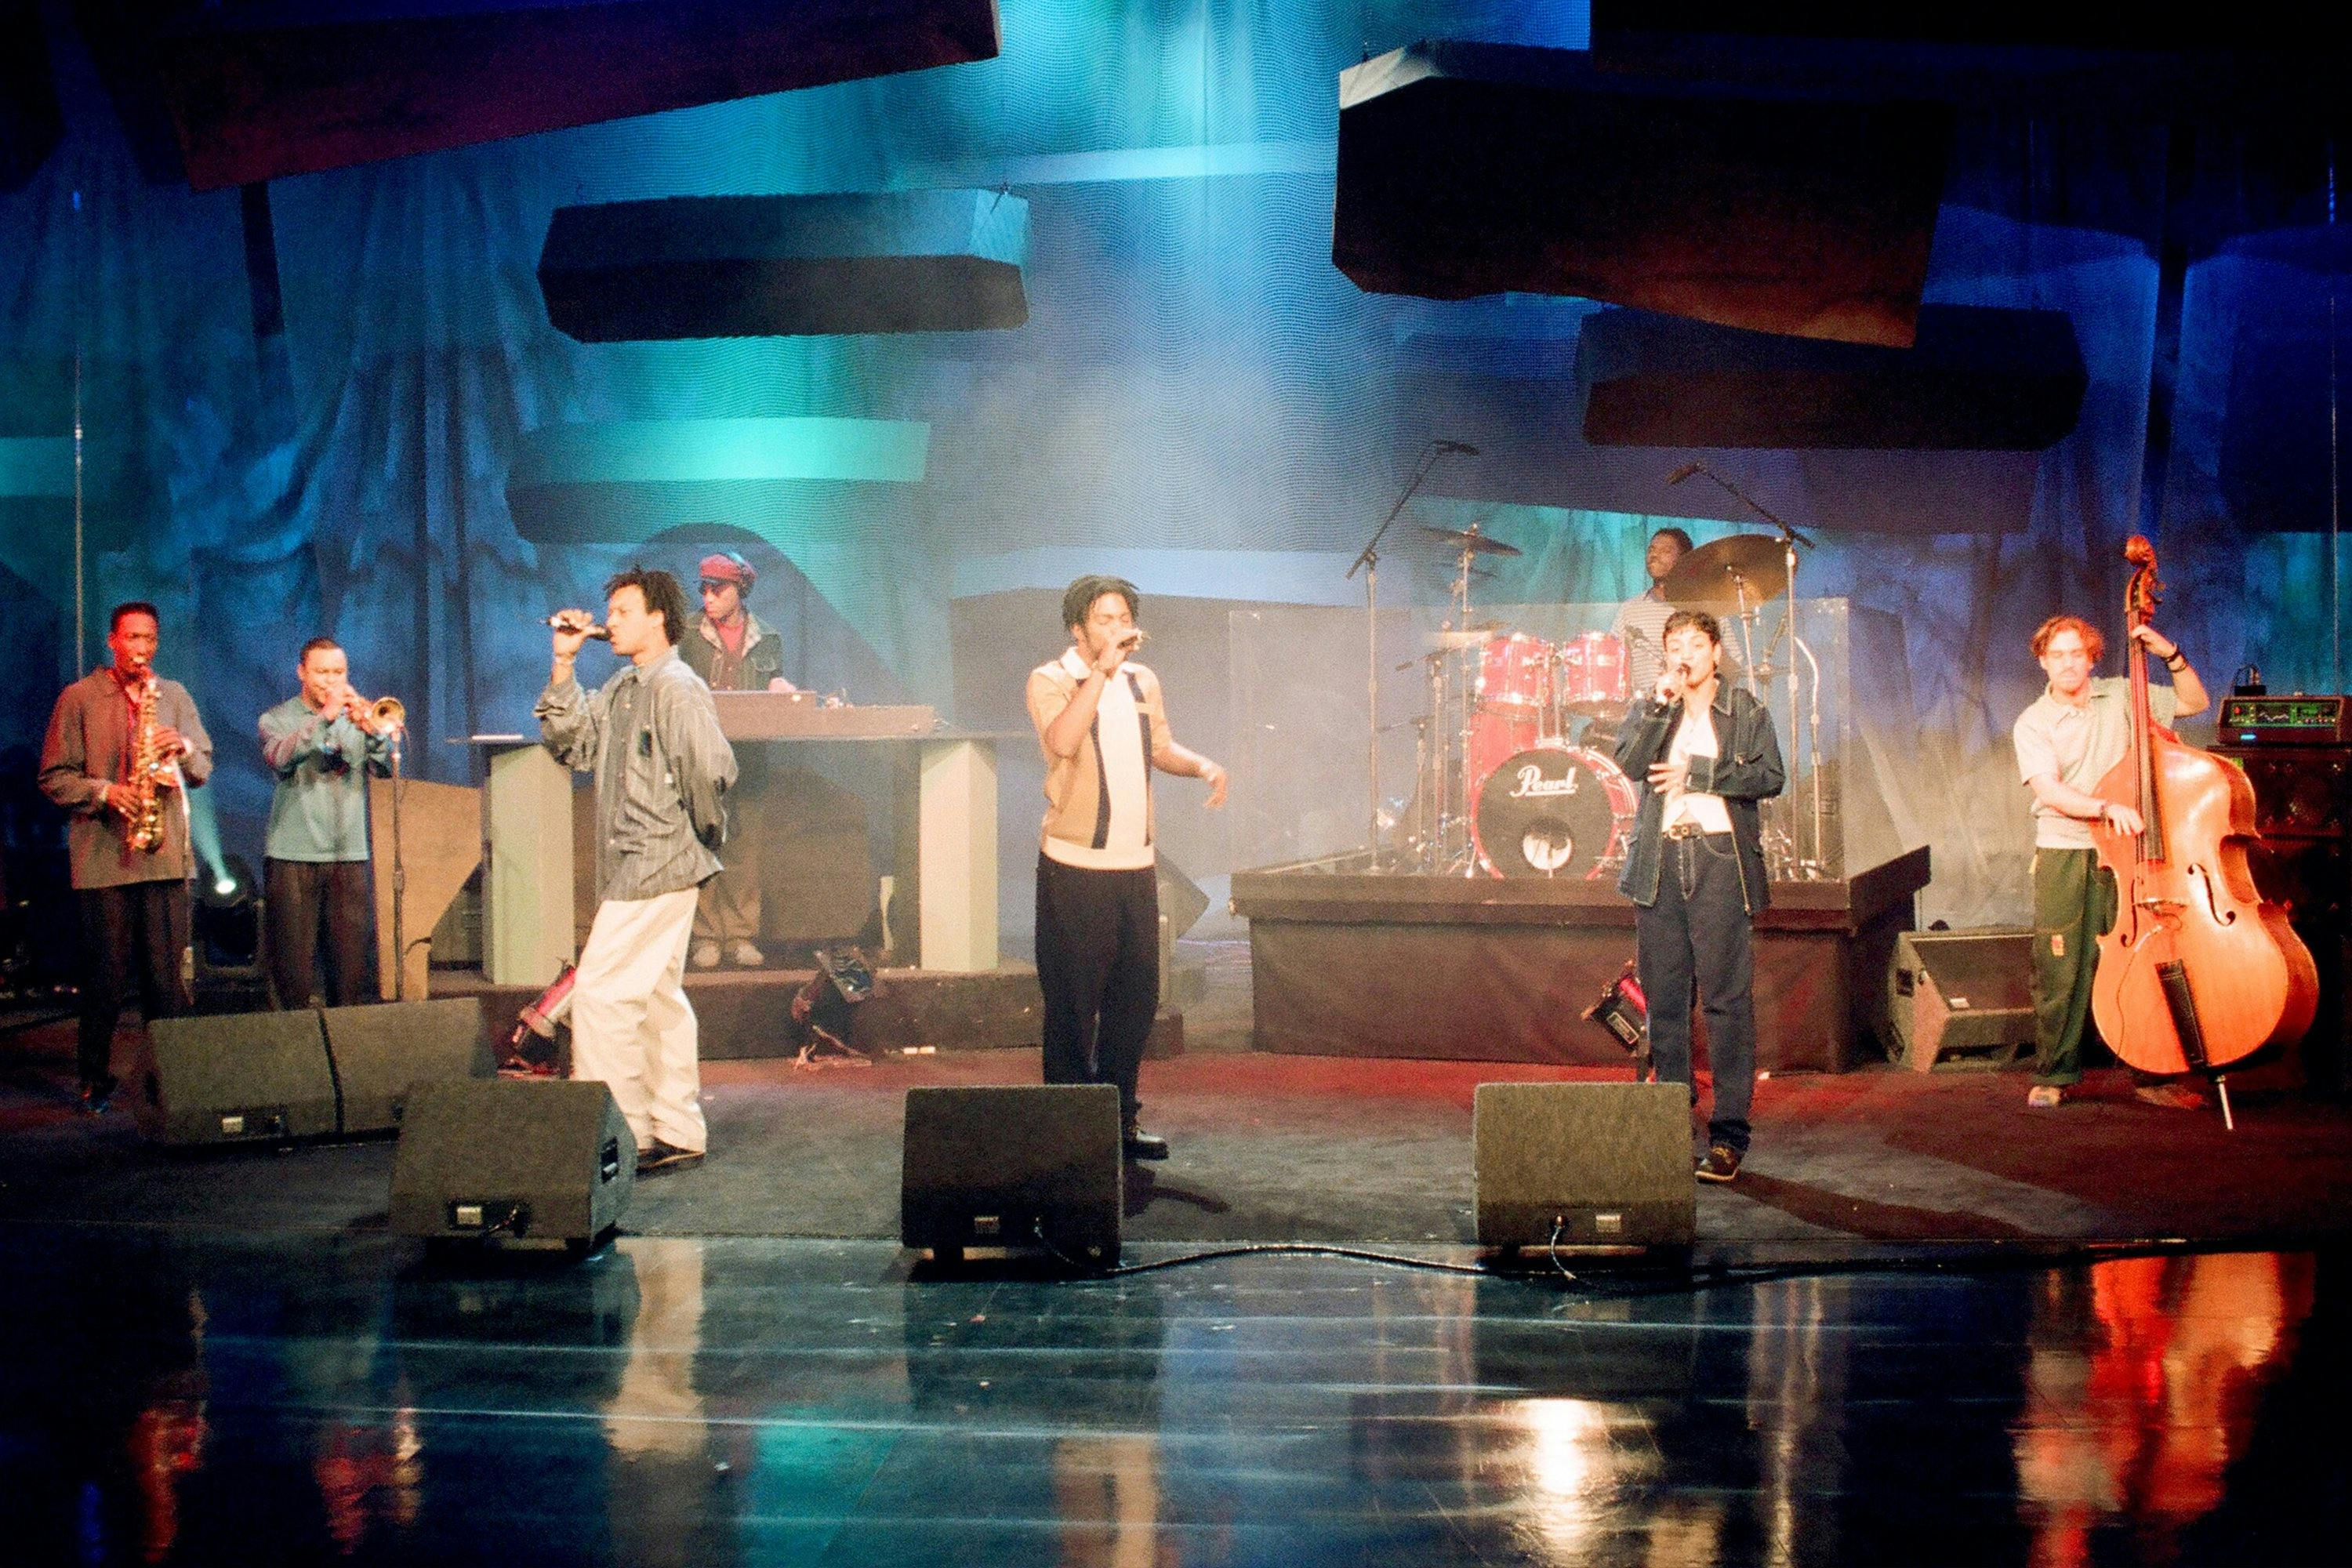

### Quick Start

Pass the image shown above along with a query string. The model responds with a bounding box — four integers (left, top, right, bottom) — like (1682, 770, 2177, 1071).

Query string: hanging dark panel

(539, 191, 1029, 342)
(1333, 42, 1954, 348)
(1577, 304, 2086, 450)
(1590, 3, 2333, 123)
(134, 0, 1003, 192)
(0, 2, 60, 191)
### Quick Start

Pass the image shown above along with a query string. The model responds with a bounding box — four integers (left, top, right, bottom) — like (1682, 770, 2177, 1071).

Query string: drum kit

(1382, 520, 1831, 882)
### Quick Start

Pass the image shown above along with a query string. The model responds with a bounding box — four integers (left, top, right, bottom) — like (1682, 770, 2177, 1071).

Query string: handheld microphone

(541, 615, 611, 641)
(1665, 462, 1702, 485)
(1435, 439, 1482, 456)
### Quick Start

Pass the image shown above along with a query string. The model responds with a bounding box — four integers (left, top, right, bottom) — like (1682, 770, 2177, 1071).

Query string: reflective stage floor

(2, 1223, 2346, 1567)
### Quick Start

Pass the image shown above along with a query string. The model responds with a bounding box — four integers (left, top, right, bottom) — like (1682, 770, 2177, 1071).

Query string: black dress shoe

(1121, 1124, 1170, 1162)
(636, 1140, 705, 1176)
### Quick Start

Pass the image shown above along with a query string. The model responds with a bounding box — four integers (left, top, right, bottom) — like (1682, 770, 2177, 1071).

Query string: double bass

(2089, 536, 2318, 1123)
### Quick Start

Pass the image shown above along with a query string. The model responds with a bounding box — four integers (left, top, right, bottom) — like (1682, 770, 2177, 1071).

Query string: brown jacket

(1025, 652, 1175, 855)
(40, 667, 214, 889)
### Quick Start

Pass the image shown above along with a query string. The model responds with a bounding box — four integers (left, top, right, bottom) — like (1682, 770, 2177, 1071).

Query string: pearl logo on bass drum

(1508, 760, 1582, 799)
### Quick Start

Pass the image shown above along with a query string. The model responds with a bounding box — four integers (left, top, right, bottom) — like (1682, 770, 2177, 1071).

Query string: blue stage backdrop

(0, 2, 2345, 931)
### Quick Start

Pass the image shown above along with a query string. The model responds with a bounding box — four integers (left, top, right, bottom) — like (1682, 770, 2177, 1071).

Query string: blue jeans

(1635, 831, 1757, 1154)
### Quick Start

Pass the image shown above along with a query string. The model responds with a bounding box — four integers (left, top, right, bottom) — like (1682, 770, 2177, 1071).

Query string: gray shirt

(260, 695, 391, 863)
(2013, 676, 2177, 849)
(536, 646, 737, 903)
(39, 667, 215, 889)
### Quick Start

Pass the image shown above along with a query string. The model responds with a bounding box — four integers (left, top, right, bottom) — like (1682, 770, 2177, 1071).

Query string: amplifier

(2216, 695, 2352, 746)
(2211, 745, 2352, 842)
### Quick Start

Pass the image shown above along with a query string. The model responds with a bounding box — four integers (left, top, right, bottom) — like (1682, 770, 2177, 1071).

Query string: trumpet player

(259, 637, 397, 1010)
(38, 603, 214, 1114)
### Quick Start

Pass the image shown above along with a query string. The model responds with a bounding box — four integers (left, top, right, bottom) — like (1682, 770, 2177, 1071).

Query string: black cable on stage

(1016, 1224, 2332, 1294)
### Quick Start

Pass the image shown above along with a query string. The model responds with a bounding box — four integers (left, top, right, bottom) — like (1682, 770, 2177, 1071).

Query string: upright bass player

(2012, 612, 2209, 1109)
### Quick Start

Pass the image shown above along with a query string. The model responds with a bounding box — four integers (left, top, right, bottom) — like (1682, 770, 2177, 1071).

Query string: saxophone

(125, 673, 169, 853)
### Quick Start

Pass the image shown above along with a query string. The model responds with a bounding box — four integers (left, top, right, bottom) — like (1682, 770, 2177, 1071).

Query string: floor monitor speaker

(323, 996, 492, 1134)
(390, 1080, 633, 1249)
(133, 1011, 336, 1146)
(1474, 1082, 1696, 1250)
(901, 1085, 1121, 1265)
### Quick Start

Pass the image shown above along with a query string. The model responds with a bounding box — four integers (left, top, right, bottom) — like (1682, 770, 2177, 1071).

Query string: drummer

(1610, 527, 1738, 696)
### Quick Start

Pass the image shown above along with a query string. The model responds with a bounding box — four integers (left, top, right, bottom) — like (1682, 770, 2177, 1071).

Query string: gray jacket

(40, 667, 215, 889)
(535, 647, 737, 903)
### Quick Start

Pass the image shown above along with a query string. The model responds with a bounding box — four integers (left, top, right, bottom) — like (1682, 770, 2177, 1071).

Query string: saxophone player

(38, 603, 214, 1113)
(259, 637, 394, 1009)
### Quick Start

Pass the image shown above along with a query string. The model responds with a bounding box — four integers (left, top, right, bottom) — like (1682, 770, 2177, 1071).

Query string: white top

(1661, 701, 1734, 835)
(1041, 648, 1156, 870)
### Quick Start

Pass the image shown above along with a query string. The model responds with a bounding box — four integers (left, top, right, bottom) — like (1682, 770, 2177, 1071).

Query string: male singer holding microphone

(538, 568, 738, 1174)
(1028, 576, 1226, 1161)
(1613, 609, 1784, 1183)
(258, 637, 395, 1008)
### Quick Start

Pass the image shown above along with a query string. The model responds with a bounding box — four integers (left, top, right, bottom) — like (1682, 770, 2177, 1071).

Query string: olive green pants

(2031, 848, 2116, 1087)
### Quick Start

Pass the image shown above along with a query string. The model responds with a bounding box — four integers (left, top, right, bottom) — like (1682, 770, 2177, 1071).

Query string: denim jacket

(1613, 684, 1785, 914)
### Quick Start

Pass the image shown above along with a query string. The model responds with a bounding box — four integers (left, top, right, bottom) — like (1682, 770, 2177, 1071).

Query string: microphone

(540, 615, 611, 641)
(1435, 439, 1482, 456)
(1665, 462, 1702, 485)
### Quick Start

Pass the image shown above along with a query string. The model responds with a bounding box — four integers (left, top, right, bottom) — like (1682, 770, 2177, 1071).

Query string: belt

(1663, 822, 1730, 840)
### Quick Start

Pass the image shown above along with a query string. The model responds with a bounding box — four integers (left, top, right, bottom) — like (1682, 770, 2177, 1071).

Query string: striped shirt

(1027, 648, 1171, 872)
(536, 648, 739, 902)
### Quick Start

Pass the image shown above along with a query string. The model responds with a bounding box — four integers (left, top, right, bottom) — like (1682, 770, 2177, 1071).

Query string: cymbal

(1421, 525, 1522, 558)
(1662, 533, 1788, 611)
(1424, 621, 1508, 651)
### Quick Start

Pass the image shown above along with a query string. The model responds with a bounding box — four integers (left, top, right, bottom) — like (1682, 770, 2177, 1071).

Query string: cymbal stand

(1345, 442, 1460, 869)
(1450, 538, 1486, 877)
(1679, 465, 1820, 872)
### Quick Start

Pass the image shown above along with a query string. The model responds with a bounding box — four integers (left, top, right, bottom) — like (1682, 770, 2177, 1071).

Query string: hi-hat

(1421, 525, 1521, 558)
(1662, 534, 1788, 612)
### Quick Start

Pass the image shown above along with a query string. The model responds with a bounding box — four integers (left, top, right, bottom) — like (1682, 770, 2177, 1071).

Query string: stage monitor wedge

(134, 1010, 337, 1146)
(1334, 42, 1952, 347)
(1577, 303, 2088, 451)
(390, 1080, 634, 1250)
(140, 0, 1004, 192)
(322, 996, 492, 1135)
(540, 191, 1029, 342)
(902, 1085, 1121, 1265)
(1473, 1082, 1696, 1251)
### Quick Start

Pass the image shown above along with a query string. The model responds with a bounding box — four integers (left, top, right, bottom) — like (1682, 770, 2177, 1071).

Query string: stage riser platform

(462, 968, 1044, 1061)
(1232, 848, 1929, 1073)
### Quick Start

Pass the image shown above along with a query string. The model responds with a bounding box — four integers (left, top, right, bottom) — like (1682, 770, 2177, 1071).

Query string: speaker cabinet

(390, 1080, 634, 1248)
(1882, 927, 2037, 1072)
(134, 1011, 337, 1146)
(901, 1086, 1121, 1265)
(1474, 1082, 1696, 1250)
(323, 996, 492, 1134)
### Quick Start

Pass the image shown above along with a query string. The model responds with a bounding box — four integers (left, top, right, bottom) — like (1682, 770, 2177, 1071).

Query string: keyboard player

(681, 550, 791, 968)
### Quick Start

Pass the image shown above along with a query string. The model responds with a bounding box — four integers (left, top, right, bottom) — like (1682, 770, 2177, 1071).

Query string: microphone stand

(1679, 465, 1822, 873)
(1347, 443, 1456, 869)
(387, 726, 408, 1001)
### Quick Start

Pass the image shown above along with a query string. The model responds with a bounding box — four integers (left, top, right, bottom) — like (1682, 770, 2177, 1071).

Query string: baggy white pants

(570, 887, 705, 1155)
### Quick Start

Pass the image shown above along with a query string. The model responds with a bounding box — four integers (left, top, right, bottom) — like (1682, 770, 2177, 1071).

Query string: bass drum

(1472, 745, 1637, 880)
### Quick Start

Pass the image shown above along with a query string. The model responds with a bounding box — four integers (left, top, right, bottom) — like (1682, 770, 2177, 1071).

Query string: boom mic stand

(1347, 441, 1466, 869)
(1675, 464, 1825, 873)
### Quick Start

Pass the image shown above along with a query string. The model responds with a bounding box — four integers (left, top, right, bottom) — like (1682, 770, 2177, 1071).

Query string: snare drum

(1557, 631, 1629, 713)
(1471, 744, 1638, 880)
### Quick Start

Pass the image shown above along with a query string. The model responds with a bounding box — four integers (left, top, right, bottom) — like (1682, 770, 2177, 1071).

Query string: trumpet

(342, 688, 405, 735)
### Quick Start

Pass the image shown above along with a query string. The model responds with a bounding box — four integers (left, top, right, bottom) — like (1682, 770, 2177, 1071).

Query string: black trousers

(1034, 855, 1160, 1120)
(263, 857, 377, 1010)
(75, 880, 190, 1087)
(1635, 831, 1758, 1155)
